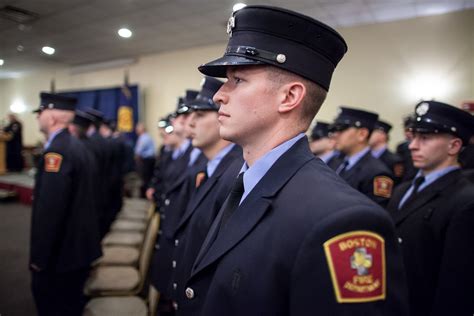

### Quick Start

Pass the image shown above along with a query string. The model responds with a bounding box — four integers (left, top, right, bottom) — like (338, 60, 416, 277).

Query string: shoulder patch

(373, 176, 393, 198)
(324, 231, 386, 303)
(44, 153, 63, 172)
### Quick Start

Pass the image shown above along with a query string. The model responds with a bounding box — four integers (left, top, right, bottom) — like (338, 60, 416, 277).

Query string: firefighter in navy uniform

(332, 107, 395, 208)
(369, 120, 404, 184)
(30, 93, 101, 316)
(167, 76, 243, 311)
(150, 91, 208, 313)
(387, 100, 474, 316)
(177, 6, 408, 316)
(308, 121, 343, 170)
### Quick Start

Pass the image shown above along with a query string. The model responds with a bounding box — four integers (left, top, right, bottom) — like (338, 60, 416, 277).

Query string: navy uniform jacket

(169, 146, 243, 304)
(154, 143, 194, 207)
(84, 132, 113, 236)
(30, 129, 101, 273)
(326, 153, 344, 171)
(179, 137, 408, 316)
(151, 153, 208, 293)
(378, 149, 404, 185)
(339, 151, 395, 208)
(387, 169, 474, 316)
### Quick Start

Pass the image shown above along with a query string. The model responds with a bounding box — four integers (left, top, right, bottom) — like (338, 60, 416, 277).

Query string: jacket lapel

(340, 151, 370, 182)
(190, 137, 314, 277)
(392, 170, 461, 225)
(176, 145, 242, 233)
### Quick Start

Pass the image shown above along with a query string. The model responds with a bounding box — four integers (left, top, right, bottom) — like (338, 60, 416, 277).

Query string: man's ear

(277, 82, 306, 114)
(447, 137, 463, 156)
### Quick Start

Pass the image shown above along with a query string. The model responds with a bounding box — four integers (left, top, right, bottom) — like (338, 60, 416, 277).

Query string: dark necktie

(401, 176, 425, 209)
(336, 160, 349, 175)
(218, 172, 245, 232)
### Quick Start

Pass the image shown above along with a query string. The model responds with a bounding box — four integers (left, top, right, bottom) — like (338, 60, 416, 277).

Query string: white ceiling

(0, 0, 473, 78)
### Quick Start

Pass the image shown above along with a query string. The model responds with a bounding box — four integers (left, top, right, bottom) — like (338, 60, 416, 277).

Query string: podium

(0, 132, 12, 175)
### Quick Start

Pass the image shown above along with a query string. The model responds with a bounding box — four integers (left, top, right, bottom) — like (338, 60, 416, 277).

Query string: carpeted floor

(0, 201, 36, 316)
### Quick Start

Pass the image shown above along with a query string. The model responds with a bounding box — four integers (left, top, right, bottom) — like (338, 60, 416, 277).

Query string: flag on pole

(117, 70, 134, 133)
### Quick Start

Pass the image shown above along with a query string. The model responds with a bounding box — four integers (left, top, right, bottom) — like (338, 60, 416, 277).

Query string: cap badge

(416, 102, 430, 116)
(276, 54, 286, 64)
(227, 16, 235, 37)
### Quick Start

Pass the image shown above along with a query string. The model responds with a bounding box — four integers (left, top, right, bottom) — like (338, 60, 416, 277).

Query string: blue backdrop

(51, 85, 139, 142)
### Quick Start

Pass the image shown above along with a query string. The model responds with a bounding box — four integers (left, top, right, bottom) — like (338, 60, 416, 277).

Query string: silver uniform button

(185, 287, 195, 299)
(161, 214, 166, 219)
(165, 199, 170, 206)
(173, 283, 177, 290)
(398, 237, 403, 244)
(172, 260, 176, 268)
(172, 301, 178, 310)
(175, 239, 179, 246)
(155, 244, 160, 250)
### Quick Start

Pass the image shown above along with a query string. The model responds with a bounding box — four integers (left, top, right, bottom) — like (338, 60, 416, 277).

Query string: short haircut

(265, 66, 327, 127)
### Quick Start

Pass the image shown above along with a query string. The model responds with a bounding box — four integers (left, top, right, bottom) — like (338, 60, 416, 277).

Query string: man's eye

(234, 77, 242, 84)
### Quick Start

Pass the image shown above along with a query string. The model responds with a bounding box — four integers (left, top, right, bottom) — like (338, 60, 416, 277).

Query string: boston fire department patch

(373, 176, 393, 198)
(44, 153, 63, 173)
(324, 231, 386, 303)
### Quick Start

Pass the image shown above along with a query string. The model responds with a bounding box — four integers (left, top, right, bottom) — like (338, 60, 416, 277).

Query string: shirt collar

(207, 143, 235, 177)
(239, 133, 305, 203)
(417, 165, 461, 191)
(44, 128, 64, 149)
(345, 146, 371, 171)
(172, 138, 191, 160)
(371, 145, 387, 159)
(319, 150, 337, 163)
(188, 147, 202, 167)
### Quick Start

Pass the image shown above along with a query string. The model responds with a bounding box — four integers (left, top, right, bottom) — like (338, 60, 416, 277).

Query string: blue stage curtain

(48, 85, 139, 141)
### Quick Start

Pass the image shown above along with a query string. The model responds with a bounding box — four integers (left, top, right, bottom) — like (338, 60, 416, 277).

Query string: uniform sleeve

(289, 207, 409, 316)
(432, 201, 474, 315)
(30, 151, 74, 270)
(362, 172, 395, 209)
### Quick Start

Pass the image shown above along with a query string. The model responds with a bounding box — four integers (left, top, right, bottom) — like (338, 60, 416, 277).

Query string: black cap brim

(198, 55, 265, 78)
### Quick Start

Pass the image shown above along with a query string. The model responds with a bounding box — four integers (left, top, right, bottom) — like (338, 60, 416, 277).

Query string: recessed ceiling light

(233, 3, 246, 12)
(0, 59, 4, 66)
(42, 46, 55, 55)
(118, 28, 132, 38)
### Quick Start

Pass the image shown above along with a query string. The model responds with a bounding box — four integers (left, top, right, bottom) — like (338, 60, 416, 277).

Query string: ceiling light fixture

(42, 46, 55, 55)
(0, 59, 4, 66)
(118, 28, 132, 38)
(233, 3, 246, 12)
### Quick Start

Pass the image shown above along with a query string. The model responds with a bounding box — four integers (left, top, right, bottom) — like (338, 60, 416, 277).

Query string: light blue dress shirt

(398, 165, 460, 209)
(188, 147, 202, 167)
(371, 146, 387, 159)
(134, 132, 155, 158)
(172, 139, 191, 160)
(319, 150, 338, 164)
(238, 133, 305, 204)
(44, 128, 64, 150)
(343, 146, 371, 171)
(207, 144, 235, 177)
